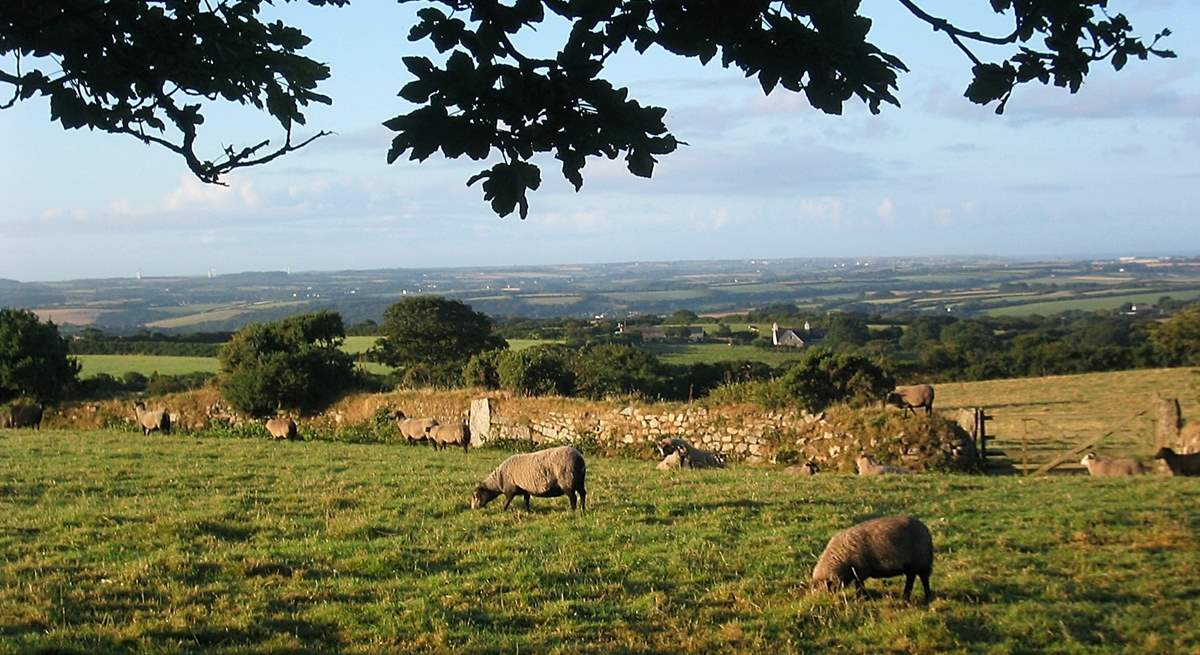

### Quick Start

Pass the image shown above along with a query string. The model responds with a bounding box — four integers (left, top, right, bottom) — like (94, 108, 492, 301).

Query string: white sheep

(856, 453, 913, 476)
(1079, 452, 1145, 476)
(472, 446, 587, 512)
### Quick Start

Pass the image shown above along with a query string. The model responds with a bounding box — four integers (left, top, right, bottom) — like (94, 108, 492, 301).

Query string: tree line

(3, 299, 1199, 417)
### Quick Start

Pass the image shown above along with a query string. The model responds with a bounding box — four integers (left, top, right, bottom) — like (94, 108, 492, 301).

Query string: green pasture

(643, 343, 807, 366)
(0, 430, 1197, 654)
(74, 355, 219, 378)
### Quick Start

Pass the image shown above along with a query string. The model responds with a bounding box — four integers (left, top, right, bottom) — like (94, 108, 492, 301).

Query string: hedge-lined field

(1, 430, 1197, 654)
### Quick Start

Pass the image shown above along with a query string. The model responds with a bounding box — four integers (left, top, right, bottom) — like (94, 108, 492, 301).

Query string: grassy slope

(936, 367, 1200, 467)
(1, 430, 1197, 654)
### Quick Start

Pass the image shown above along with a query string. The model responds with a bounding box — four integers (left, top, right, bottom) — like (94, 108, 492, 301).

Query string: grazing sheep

(883, 384, 935, 416)
(265, 417, 299, 441)
(656, 450, 686, 470)
(856, 453, 913, 476)
(1153, 447, 1200, 477)
(430, 422, 470, 453)
(811, 515, 934, 602)
(784, 459, 818, 476)
(472, 445, 586, 512)
(656, 437, 725, 469)
(134, 401, 171, 436)
(393, 410, 438, 444)
(5, 402, 43, 429)
(1079, 452, 1145, 476)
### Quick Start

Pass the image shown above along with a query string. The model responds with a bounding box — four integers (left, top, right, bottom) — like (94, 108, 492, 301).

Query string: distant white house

(771, 322, 805, 347)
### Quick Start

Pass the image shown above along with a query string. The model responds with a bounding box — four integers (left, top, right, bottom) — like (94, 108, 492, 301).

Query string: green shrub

(217, 311, 355, 416)
(462, 349, 504, 389)
(497, 345, 575, 396)
(779, 349, 894, 412)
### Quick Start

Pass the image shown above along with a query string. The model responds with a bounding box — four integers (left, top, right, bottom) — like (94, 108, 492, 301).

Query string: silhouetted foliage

(0, 308, 79, 403)
(1151, 307, 1200, 367)
(496, 344, 576, 396)
(0, 2, 1170, 215)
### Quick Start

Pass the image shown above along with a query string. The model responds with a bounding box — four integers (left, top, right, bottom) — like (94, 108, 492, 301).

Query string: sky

(1, 0, 1197, 282)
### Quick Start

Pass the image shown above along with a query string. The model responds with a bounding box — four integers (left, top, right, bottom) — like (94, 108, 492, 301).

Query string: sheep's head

(809, 563, 845, 594)
(1081, 453, 1097, 466)
(134, 401, 146, 411)
(1153, 447, 1175, 460)
(471, 485, 500, 510)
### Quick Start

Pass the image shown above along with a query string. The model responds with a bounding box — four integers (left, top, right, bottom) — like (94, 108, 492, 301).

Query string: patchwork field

(1, 430, 1197, 654)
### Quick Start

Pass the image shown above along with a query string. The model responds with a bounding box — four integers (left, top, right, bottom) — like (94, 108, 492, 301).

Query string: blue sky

(1, 0, 1197, 281)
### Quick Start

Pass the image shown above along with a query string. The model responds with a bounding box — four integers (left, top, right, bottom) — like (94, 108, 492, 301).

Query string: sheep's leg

(523, 494, 531, 512)
(502, 494, 514, 510)
(568, 492, 577, 511)
(579, 489, 587, 512)
(920, 572, 933, 602)
(903, 573, 916, 601)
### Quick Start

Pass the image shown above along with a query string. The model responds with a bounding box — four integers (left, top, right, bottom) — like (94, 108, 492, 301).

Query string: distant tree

(899, 316, 955, 350)
(779, 349, 894, 412)
(374, 297, 507, 374)
(572, 343, 669, 400)
(497, 344, 575, 396)
(1150, 307, 1200, 366)
(668, 310, 699, 325)
(217, 311, 355, 416)
(0, 3, 1170, 216)
(939, 320, 1000, 357)
(823, 314, 871, 349)
(0, 308, 80, 403)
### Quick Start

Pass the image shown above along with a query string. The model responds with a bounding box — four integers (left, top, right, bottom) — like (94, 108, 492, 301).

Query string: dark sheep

(1154, 447, 1200, 477)
(811, 515, 934, 602)
(472, 445, 586, 512)
(5, 402, 43, 429)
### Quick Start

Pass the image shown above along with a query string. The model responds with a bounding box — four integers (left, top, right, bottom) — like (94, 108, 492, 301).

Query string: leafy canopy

(374, 296, 507, 371)
(0, 308, 80, 403)
(218, 310, 355, 416)
(1, 2, 1173, 215)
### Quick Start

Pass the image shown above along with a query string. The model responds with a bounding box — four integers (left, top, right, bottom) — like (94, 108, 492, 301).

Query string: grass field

(1, 430, 1197, 654)
(75, 355, 219, 378)
(643, 343, 808, 366)
(937, 367, 1200, 471)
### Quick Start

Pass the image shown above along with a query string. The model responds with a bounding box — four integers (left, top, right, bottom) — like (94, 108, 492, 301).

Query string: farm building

(772, 322, 806, 347)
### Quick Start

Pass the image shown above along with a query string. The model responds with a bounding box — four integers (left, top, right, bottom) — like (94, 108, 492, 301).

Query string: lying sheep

(883, 384, 935, 416)
(856, 453, 913, 476)
(265, 417, 299, 441)
(656, 437, 725, 469)
(5, 402, 43, 429)
(1080, 452, 1145, 476)
(1154, 447, 1200, 477)
(393, 410, 438, 444)
(811, 515, 934, 602)
(134, 401, 171, 436)
(784, 459, 818, 476)
(430, 422, 470, 453)
(656, 450, 686, 470)
(472, 445, 586, 512)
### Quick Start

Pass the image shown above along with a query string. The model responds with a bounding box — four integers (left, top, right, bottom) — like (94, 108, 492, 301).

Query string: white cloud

(876, 197, 896, 221)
